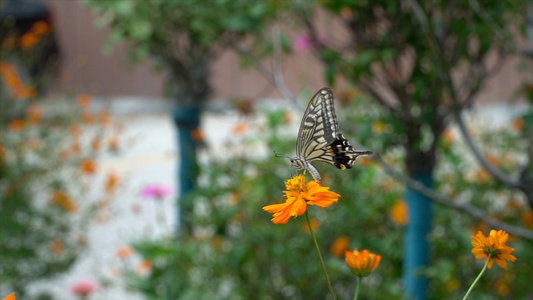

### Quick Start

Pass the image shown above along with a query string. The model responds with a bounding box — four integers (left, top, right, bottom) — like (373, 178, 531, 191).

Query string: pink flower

(293, 35, 312, 51)
(293, 35, 328, 51)
(141, 184, 173, 200)
(71, 279, 97, 298)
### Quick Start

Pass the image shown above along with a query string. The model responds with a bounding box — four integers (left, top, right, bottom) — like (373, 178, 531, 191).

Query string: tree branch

(372, 153, 533, 240)
(271, 27, 297, 104)
(408, 0, 523, 190)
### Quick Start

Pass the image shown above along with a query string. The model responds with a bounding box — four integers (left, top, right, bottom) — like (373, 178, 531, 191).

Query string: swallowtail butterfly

(280, 87, 372, 183)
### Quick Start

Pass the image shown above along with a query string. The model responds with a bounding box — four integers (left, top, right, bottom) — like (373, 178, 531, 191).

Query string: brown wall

(42, 0, 530, 103)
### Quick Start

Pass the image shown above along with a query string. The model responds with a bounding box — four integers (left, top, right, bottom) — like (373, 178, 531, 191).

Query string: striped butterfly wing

(297, 87, 371, 170)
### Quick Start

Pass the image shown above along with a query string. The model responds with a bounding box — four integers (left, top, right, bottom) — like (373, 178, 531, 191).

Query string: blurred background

(1, 0, 532, 299)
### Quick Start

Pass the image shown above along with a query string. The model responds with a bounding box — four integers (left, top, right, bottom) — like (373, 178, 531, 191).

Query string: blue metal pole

(172, 106, 200, 236)
(403, 171, 433, 300)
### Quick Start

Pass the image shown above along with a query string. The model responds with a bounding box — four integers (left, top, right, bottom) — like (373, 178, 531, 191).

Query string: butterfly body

(287, 87, 372, 183)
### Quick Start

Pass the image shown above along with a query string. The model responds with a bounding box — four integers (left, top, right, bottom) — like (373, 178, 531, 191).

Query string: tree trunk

(172, 105, 200, 236)
(403, 149, 435, 300)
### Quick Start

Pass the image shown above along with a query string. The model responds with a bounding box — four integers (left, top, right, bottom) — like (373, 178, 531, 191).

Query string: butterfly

(278, 87, 372, 183)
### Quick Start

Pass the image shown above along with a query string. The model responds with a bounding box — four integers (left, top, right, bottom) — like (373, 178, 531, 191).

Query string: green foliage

(83, 0, 282, 102)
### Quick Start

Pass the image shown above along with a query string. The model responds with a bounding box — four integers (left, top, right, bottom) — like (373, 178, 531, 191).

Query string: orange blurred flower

(26, 105, 41, 124)
(50, 190, 77, 213)
(136, 259, 153, 276)
(495, 276, 511, 297)
(389, 199, 408, 225)
(232, 122, 248, 135)
(116, 245, 133, 259)
(443, 277, 460, 292)
(340, 7, 353, 19)
(27, 137, 40, 150)
(49, 240, 64, 255)
(8, 120, 24, 132)
(262, 175, 340, 224)
(108, 135, 119, 152)
(31, 21, 50, 35)
(77, 94, 91, 108)
(227, 192, 240, 206)
(69, 125, 82, 138)
(486, 153, 499, 166)
(442, 129, 454, 145)
(302, 217, 319, 233)
(2, 292, 15, 300)
(105, 172, 119, 195)
(80, 159, 96, 175)
(98, 109, 112, 126)
(469, 168, 491, 184)
(70, 142, 81, 156)
(471, 230, 516, 270)
(522, 211, 533, 228)
(511, 118, 523, 131)
(345, 249, 381, 277)
(283, 110, 293, 124)
(212, 235, 224, 252)
(330, 236, 350, 258)
(371, 121, 387, 134)
(59, 149, 70, 161)
(191, 128, 204, 143)
(91, 136, 101, 152)
(19, 32, 38, 49)
(234, 98, 254, 115)
(82, 111, 94, 124)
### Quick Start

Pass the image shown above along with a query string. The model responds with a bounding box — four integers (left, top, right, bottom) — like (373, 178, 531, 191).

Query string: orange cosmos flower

(471, 230, 516, 270)
(136, 259, 153, 276)
(26, 105, 41, 124)
(116, 246, 133, 259)
(302, 217, 319, 233)
(91, 136, 101, 152)
(82, 111, 94, 124)
(19, 32, 38, 49)
(389, 199, 408, 225)
(80, 159, 96, 175)
(8, 120, 24, 132)
(442, 129, 454, 146)
(522, 211, 533, 228)
(231, 122, 248, 135)
(50, 190, 77, 213)
(371, 121, 386, 134)
(3, 292, 15, 300)
(330, 236, 350, 258)
(31, 21, 50, 35)
(69, 125, 82, 138)
(191, 128, 204, 143)
(262, 175, 340, 224)
(98, 109, 112, 126)
(49, 240, 64, 255)
(511, 118, 523, 131)
(108, 135, 119, 152)
(105, 172, 119, 194)
(345, 249, 381, 277)
(77, 94, 91, 108)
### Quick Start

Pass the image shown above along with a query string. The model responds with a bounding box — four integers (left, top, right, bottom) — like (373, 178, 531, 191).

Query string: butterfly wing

(296, 88, 371, 170)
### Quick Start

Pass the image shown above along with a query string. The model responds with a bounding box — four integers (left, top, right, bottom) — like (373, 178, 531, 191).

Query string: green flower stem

(353, 276, 361, 300)
(463, 254, 491, 300)
(305, 211, 336, 300)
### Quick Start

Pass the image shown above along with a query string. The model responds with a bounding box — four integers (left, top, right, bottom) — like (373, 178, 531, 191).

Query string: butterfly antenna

(273, 151, 289, 159)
